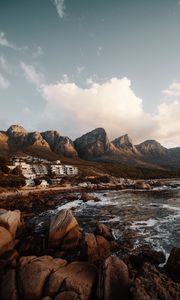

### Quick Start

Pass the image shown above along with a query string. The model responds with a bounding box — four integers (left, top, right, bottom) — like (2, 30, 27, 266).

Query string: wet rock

(166, 247, 180, 282)
(134, 182, 151, 190)
(61, 225, 81, 251)
(103, 255, 130, 300)
(54, 291, 80, 300)
(18, 256, 67, 300)
(129, 245, 166, 267)
(95, 223, 114, 241)
(0, 226, 13, 255)
(46, 261, 98, 300)
(0, 269, 18, 300)
(0, 209, 21, 238)
(80, 192, 93, 202)
(80, 233, 99, 264)
(132, 262, 180, 300)
(48, 209, 79, 248)
(80, 233, 111, 264)
(96, 235, 111, 260)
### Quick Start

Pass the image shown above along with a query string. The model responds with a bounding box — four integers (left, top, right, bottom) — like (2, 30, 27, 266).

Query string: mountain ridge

(0, 124, 180, 171)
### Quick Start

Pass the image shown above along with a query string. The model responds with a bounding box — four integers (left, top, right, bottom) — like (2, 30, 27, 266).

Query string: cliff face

(41, 131, 78, 158)
(136, 140, 168, 156)
(74, 128, 111, 159)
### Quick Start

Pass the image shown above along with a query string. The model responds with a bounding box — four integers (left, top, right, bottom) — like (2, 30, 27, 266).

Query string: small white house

(25, 179, 35, 187)
(38, 179, 49, 188)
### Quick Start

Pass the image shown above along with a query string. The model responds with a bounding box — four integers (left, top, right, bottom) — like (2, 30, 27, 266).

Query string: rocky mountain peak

(112, 134, 139, 154)
(112, 134, 133, 148)
(41, 130, 77, 158)
(74, 128, 110, 159)
(136, 140, 167, 156)
(6, 125, 28, 137)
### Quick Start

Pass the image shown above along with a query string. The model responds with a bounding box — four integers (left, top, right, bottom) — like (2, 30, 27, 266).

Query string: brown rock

(55, 291, 80, 300)
(18, 256, 67, 300)
(166, 247, 180, 282)
(1, 269, 18, 300)
(48, 209, 79, 248)
(96, 235, 111, 260)
(0, 226, 13, 255)
(95, 223, 114, 241)
(46, 262, 98, 300)
(132, 262, 180, 300)
(80, 193, 93, 202)
(0, 249, 19, 268)
(103, 256, 130, 300)
(80, 233, 99, 264)
(0, 209, 21, 238)
(61, 225, 81, 251)
(129, 245, 166, 267)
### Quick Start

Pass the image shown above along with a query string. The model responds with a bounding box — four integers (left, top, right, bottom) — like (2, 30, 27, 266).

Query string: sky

(0, 0, 180, 147)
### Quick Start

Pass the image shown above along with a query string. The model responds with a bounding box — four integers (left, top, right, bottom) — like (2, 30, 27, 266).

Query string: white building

(51, 164, 66, 176)
(65, 165, 78, 176)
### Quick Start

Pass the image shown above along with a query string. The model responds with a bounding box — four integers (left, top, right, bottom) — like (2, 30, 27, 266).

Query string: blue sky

(0, 0, 180, 146)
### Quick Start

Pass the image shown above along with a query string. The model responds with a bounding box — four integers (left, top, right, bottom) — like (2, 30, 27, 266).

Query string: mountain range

(0, 125, 180, 171)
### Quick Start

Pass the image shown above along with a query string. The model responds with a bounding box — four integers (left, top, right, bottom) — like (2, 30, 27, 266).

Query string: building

(31, 164, 48, 177)
(65, 165, 78, 176)
(50, 164, 66, 176)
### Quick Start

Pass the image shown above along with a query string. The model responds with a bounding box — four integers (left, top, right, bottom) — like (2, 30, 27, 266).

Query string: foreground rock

(103, 256, 130, 300)
(48, 209, 80, 248)
(80, 233, 112, 264)
(132, 262, 180, 300)
(0, 226, 13, 254)
(46, 261, 98, 300)
(129, 244, 166, 267)
(0, 209, 21, 237)
(166, 247, 180, 282)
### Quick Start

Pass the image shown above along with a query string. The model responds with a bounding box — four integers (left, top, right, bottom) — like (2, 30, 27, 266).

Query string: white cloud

(20, 62, 44, 87)
(51, 0, 66, 18)
(39, 77, 156, 141)
(163, 82, 180, 97)
(0, 32, 16, 50)
(0, 73, 10, 89)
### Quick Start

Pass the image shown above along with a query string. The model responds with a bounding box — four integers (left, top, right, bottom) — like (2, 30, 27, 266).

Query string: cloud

(20, 62, 44, 87)
(20, 66, 180, 146)
(39, 77, 157, 141)
(51, 0, 66, 18)
(0, 73, 10, 89)
(163, 82, 180, 97)
(0, 32, 16, 49)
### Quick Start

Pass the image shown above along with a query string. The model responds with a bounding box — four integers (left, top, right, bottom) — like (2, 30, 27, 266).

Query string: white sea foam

(57, 199, 82, 210)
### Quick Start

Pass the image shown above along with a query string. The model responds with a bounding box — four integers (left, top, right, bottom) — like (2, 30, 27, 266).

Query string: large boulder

(166, 247, 180, 282)
(0, 209, 21, 238)
(0, 226, 13, 255)
(18, 256, 67, 300)
(48, 209, 79, 248)
(46, 262, 98, 300)
(103, 256, 130, 300)
(132, 262, 180, 300)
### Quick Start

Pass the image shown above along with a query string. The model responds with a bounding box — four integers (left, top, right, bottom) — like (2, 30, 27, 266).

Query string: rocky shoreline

(0, 202, 180, 300)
